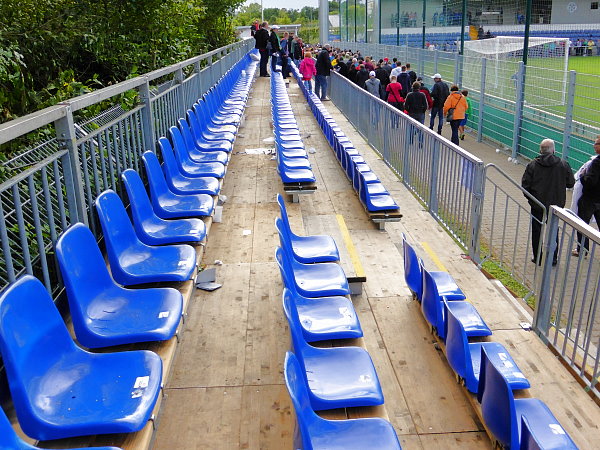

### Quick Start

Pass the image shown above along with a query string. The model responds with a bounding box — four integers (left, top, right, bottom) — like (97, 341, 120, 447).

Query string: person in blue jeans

(429, 73, 449, 134)
(315, 45, 333, 100)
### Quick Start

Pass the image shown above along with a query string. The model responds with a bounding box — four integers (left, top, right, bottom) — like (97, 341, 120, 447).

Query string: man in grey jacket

(364, 71, 382, 99)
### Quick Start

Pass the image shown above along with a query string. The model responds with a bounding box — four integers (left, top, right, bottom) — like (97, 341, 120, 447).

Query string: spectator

(347, 59, 358, 83)
(404, 81, 428, 124)
(336, 56, 348, 77)
(521, 139, 575, 264)
(250, 20, 259, 37)
(386, 76, 404, 111)
(269, 25, 281, 73)
(292, 37, 303, 67)
(390, 63, 402, 80)
(364, 56, 375, 72)
(392, 57, 399, 68)
(417, 78, 433, 110)
(355, 64, 370, 89)
(299, 51, 316, 93)
(382, 58, 392, 75)
(365, 71, 382, 98)
(443, 85, 468, 145)
(280, 31, 290, 78)
(406, 63, 417, 85)
(574, 136, 600, 256)
(254, 21, 270, 77)
(429, 73, 449, 134)
(315, 44, 333, 101)
(375, 62, 390, 98)
(459, 89, 471, 140)
(398, 66, 411, 97)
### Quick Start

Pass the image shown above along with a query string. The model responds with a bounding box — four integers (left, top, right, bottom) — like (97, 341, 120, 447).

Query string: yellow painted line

(420, 241, 448, 272)
(336, 214, 366, 278)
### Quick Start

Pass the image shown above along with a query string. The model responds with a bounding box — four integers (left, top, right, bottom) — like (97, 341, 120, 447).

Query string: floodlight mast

(523, 0, 533, 65)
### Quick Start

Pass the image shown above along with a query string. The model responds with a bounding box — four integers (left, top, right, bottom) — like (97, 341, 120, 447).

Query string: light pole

(261, 0, 264, 22)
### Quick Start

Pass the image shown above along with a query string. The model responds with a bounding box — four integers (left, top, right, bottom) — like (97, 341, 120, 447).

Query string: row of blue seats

(402, 235, 577, 449)
(0, 51, 258, 449)
(274, 194, 402, 449)
(270, 72, 316, 185)
(289, 62, 400, 215)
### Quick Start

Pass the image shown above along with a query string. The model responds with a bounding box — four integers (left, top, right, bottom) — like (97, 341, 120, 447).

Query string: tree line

(0, 0, 243, 127)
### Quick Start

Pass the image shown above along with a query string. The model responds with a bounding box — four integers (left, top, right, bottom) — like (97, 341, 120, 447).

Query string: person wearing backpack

(443, 85, 468, 146)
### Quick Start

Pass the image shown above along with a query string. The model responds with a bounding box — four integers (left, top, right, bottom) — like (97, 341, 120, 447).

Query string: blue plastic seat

(169, 125, 228, 165)
(401, 233, 466, 301)
(0, 276, 162, 440)
(478, 347, 577, 450)
(0, 406, 122, 450)
(121, 169, 206, 245)
(158, 135, 221, 195)
(421, 264, 491, 341)
(355, 167, 399, 212)
(56, 223, 183, 347)
(275, 235, 350, 296)
(178, 115, 232, 153)
(283, 294, 384, 410)
(276, 194, 339, 263)
(444, 299, 530, 394)
(284, 352, 402, 450)
(193, 102, 238, 133)
(186, 108, 235, 144)
(170, 129, 226, 179)
(142, 151, 215, 219)
(95, 190, 197, 286)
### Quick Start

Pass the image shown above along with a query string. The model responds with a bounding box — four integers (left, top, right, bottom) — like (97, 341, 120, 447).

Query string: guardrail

(0, 38, 254, 295)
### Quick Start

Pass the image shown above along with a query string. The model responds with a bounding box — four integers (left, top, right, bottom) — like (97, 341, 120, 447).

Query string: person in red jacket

(386, 75, 404, 111)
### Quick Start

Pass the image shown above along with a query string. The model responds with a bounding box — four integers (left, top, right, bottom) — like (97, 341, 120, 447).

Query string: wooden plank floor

(152, 76, 600, 449)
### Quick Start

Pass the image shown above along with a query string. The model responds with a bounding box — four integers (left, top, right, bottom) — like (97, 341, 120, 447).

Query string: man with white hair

(521, 138, 575, 265)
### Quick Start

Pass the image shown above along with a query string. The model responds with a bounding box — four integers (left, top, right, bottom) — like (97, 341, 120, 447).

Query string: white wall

(551, 0, 600, 24)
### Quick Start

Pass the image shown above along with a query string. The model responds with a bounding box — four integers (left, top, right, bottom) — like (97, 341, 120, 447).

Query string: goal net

(463, 36, 569, 107)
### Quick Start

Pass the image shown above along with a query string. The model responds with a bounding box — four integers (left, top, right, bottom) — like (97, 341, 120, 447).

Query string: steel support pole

(174, 67, 187, 118)
(477, 57, 487, 142)
(511, 61, 526, 161)
(422, 0, 426, 49)
(55, 107, 88, 225)
(460, 0, 467, 55)
(523, 0, 533, 65)
(429, 139, 440, 215)
(469, 162, 485, 264)
(139, 79, 156, 151)
(396, 0, 400, 46)
(319, 0, 329, 44)
(561, 70, 577, 161)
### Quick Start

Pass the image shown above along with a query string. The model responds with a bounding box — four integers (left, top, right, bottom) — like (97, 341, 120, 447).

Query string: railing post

(194, 61, 203, 99)
(429, 139, 440, 215)
(561, 70, 577, 161)
(532, 207, 559, 339)
(402, 125, 411, 184)
(469, 161, 485, 264)
(174, 67, 187, 118)
(54, 106, 88, 225)
(511, 61, 526, 161)
(139, 77, 156, 151)
(477, 57, 487, 142)
(453, 52, 460, 85)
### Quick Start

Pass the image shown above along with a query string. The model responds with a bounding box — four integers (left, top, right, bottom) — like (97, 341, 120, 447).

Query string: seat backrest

(421, 264, 444, 335)
(402, 233, 423, 299)
(121, 169, 157, 229)
(274, 246, 300, 297)
(168, 126, 192, 165)
(520, 417, 543, 450)
(186, 109, 202, 140)
(275, 217, 295, 260)
(178, 118, 197, 153)
(142, 151, 171, 200)
(0, 276, 77, 420)
(477, 346, 516, 448)
(1, 404, 31, 449)
(283, 351, 315, 450)
(276, 195, 293, 236)
(355, 166, 368, 205)
(444, 298, 472, 381)
(95, 190, 144, 257)
(281, 281, 310, 362)
(157, 136, 182, 177)
(55, 223, 117, 330)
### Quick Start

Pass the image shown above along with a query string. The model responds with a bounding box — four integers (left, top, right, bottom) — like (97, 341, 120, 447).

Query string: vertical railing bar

(53, 159, 68, 230)
(89, 139, 101, 197)
(41, 167, 58, 244)
(27, 176, 51, 290)
(0, 199, 16, 282)
(12, 184, 33, 274)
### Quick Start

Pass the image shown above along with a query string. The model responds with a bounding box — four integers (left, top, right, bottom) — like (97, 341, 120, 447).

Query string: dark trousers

(531, 206, 558, 263)
(450, 119, 461, 145)
(281, 57, 288, 78)
(429, 106, 444, 132)
(259, 49, 269, 76)
(576, 197, 600, 252)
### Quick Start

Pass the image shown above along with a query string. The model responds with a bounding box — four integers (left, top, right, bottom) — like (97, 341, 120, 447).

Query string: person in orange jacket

(443, 85, 468, 145)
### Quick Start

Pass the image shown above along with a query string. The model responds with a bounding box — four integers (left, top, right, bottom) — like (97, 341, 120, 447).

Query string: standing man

(574, 136, 600, 256)
(250, 20, 260, 37)
(269, 25, 281, 73)
(315, 44, 333, 101)
(364, 71, 382, 98)
(521, 139, 575, 265)
(404, 81, 428, 124)
(280, 31, 290, 78)
(254, 22, 270, 77)
(429, 73, 449, 134)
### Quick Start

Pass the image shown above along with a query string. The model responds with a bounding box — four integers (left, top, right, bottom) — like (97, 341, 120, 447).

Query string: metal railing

(329, 71, 485, 260)
(535, 206, 600, 397)
(0, 38, 254, 296)
(337, 41, 599, 171)
(329, 70, 600, 398)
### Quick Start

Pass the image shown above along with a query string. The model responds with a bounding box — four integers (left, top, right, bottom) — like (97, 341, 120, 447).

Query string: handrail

(484, 163, 546, 216)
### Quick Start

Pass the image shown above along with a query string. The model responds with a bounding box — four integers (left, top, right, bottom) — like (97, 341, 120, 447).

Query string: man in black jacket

(429, 73, 449, 134)
(315, 45, 333, 100)
(521, 139, 575, 264)
(404, 81, 428, 123)
(253, 22, 270, 77)
(575, 136, 600, 255)
(269, 25, 281, 73)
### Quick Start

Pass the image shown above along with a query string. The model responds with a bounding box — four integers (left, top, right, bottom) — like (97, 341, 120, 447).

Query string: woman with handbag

(443, 85, 468, 146)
